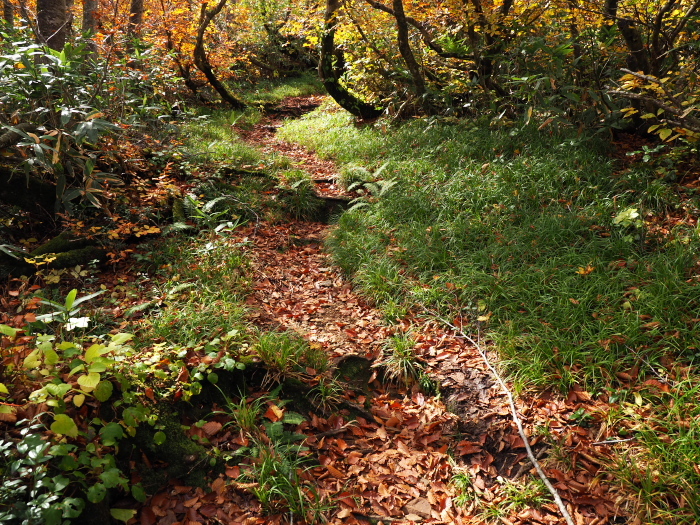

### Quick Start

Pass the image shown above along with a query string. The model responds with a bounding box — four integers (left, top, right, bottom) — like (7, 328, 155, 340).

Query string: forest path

(162, 96, 620, 525)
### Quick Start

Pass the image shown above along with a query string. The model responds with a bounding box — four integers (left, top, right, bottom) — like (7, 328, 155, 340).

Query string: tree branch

(363, 0, 473, 60)
(429, 310, 576, 525)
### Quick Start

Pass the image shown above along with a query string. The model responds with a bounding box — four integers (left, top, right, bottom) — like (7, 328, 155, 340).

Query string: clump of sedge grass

(380, 331, 422, 386)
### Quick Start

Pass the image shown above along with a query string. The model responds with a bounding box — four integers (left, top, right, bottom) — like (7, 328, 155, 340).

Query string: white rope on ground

(430, 311, 576, 525)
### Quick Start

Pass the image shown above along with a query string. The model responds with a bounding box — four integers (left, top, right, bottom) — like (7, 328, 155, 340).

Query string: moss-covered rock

(44, 246, 108, 269)
(30, 231, 93, 256)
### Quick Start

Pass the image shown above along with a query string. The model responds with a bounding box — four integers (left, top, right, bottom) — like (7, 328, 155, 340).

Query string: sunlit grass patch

(229, 73, 324, 106)
(253, 331, 328, 381)
(611, 380, 700, 524)
(379, 330, 423, 386)
(180, 110, 265, 168)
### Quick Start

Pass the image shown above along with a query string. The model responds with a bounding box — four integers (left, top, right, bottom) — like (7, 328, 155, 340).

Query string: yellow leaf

(73, 394, 85, 407)
(633, 391, 643, 406)
(658, 128, 672, 141)
(576, 265, 595, 275)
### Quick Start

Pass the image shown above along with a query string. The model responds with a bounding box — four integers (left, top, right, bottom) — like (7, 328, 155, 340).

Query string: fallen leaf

(264, 403, 284, 422)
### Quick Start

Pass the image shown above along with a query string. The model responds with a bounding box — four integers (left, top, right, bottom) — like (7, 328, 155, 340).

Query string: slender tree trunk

(392, 0, 425, 97)
(567, 0, 582, 85)
(81, 0, 97, 33)
(319, 0, 383, 119)
(65, 0, 74, 40)
(603, 0, 650, 73)
(126, 0, 144, 55)
(193, 0, 246, 109)
(3, 0, 13, 26)
(37, 0, 68, 50)
(464, 0, 507, 97)
(166, 29, 202, 96)
(81, 0, 98, 53)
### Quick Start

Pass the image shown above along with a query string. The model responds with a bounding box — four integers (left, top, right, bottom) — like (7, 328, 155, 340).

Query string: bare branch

(429, 311, 576, 525)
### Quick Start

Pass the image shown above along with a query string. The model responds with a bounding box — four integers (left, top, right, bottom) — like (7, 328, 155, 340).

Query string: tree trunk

(193, 0, 246, 109)
(37, 0, 68, 50)
(618, 18, 651, 73)
(128, 0, 144, 30)
(81, 0, 98, 53)
(464, 0, 507, 98)
(3, 0, 13, 26)
(82, 0, 97, 34)
(603, 0, 651, 74)
(126, 0, 144, 56)
(319, 0, 383, 119)
(392, 0, 425, 97)
(65, 0, 74, 40)
(166, 30, 203, 96)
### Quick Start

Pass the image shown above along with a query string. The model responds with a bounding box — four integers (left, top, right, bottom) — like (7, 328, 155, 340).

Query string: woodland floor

(136, 97, 631, 525)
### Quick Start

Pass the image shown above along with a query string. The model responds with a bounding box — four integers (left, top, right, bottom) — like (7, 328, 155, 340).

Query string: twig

(591, 437, 636, 446)
(512, 444, 548, 479)
(312, 421, 358, 439)
(428, 310, 576, 525)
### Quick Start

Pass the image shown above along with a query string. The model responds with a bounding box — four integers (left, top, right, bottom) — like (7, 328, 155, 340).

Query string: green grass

(613, 380, 700, 524)
(180, 110, 267, 168)
(277, 170, 324, 221)
(253, 331, 328, 379)
(280, 105, 700, 523)
(136, 234, 251, 348)
(230, 73, 324, 106)
(281, 109, 700, 392)
(380, 331, 422, 385)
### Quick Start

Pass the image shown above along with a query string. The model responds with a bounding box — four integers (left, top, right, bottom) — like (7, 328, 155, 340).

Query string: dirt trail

(142, 96, 622, 525)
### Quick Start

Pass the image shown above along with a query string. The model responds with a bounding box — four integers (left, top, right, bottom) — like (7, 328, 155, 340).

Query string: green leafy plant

(243, 416, 331, 522)
(311, 376, 344, 414)
(346, 163, 396, 211)
(254, 331, 316, 381)
(0, 32, 125, 211)
(178, 194, 245, 233)
(451, 469, 476, 507)
(0, 325, 149, 525)
(34, 288, 105, 334)
(612, 207, 646, 246)
(0, 421, 85, 525)
(210, 387, 266, 436)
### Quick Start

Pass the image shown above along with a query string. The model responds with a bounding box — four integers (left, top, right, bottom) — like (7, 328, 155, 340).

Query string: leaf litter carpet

(139, 97, 626, 525)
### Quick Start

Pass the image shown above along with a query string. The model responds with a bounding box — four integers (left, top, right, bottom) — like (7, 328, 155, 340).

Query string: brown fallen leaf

(202, 421, 222, 436)
(326, 464, 345, 478)
(403, 497, 432, 519)
(264, 403, 284, 422)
